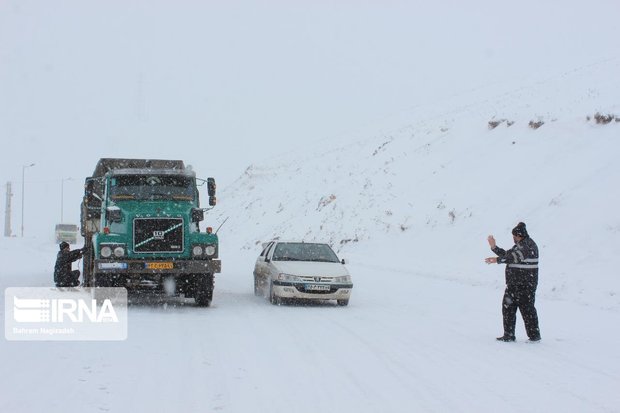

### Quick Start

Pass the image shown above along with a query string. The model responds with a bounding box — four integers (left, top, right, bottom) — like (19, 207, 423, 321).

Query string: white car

(253, 241, 353, 306)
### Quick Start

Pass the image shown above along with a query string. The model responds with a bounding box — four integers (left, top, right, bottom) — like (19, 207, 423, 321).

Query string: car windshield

(109, 175, 195, 201)
(272, 243, 340, 263)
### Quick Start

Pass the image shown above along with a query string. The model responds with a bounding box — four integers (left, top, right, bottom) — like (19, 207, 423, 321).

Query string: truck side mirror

(207, 177, 216, 197)
(209, 196, 217, 206)
(83, 178, 102, 219)
(191, 208, 204, 222)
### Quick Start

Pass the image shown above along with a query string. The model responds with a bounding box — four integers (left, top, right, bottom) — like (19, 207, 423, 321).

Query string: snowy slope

(214, 58, 620, 310)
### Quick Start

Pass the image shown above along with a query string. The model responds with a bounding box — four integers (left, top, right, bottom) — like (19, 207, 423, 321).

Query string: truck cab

(81, 159, 220, 307)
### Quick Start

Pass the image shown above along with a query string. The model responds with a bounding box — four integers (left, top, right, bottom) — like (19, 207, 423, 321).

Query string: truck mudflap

(95, 259, 221, 274)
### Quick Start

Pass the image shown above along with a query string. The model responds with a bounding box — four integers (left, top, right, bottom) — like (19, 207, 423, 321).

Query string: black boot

(496, 335, 516, 342)
(528, 335, 541, 342)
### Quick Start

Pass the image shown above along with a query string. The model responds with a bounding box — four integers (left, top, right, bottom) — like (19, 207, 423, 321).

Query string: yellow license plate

(146, 262, 174, 270)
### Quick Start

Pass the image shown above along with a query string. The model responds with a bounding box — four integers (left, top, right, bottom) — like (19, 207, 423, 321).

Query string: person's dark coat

(492, 235, 541, 339)
(54, 248, 82, 287)
(492, 236, 539, 288)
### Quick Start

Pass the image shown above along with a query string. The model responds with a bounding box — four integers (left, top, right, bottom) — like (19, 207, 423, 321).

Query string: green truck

(80, 158, 221, 306)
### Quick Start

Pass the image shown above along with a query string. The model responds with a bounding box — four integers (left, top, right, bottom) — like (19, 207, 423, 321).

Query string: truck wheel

(94, 274, 106, 288)
(195, 273, 214, 307)
(269, 280, 281, 305)
(337, 299, 349, 306)
(82, 242, 95, 287)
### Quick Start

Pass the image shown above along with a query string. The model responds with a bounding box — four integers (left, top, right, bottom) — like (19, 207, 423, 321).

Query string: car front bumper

(272, 280, 353, 300)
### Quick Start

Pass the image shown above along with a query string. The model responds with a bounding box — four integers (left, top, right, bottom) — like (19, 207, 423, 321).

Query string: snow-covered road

(1, 240, 619, 413)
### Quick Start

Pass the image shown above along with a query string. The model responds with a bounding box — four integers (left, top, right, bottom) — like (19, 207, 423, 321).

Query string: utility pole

(4, 182, 12, 237)
(21, 163, 35, 237)
(60, 177, 72, 223)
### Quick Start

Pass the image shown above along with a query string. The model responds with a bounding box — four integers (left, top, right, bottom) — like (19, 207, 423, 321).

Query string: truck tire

(82, 239, 95, 287)
(94, 274, 107, 288)
(195, 273, 214, 307)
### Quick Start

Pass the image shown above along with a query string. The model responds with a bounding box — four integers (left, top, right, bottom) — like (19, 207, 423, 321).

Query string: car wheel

(269, 281, 281, 305)
(254, 274, 261, 296)
(337, 299, 349, 306)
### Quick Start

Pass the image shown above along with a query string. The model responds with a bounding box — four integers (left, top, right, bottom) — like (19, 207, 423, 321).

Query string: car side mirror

(265, 257, 270, 263)
(341, 258, 347, 265)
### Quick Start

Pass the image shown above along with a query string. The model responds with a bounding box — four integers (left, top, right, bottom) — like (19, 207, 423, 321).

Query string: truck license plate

(306, 284, 330, 291)
(146, 262, 174, 270)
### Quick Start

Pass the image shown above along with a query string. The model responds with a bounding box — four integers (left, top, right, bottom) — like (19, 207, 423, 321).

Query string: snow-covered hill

(215, 58, 620, 310)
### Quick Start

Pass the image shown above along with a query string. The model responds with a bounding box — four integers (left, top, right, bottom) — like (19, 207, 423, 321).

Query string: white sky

(1, 0, 619, 235)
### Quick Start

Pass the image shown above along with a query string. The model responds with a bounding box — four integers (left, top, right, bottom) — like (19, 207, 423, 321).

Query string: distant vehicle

(55, 224, 78, 244)
(253, 241, 353, 306)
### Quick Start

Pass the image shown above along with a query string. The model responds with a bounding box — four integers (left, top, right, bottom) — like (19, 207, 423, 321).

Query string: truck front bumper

(95, 259, 221, 274)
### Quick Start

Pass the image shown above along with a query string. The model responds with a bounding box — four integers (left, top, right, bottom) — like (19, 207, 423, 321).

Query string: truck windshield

(109, 175, 195, 201)
(272, 243, 340, 263)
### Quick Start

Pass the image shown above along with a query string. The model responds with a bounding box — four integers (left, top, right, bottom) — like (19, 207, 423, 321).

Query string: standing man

(485, 222, 541, 342)
(54, 242, 83, 287)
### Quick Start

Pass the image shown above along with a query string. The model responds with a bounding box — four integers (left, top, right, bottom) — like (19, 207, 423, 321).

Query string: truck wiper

(111, 194, 136, 200)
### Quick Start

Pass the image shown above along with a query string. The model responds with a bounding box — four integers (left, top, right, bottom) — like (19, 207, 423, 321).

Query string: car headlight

(113, 246, 125, 258)
(100, 246, 112, 258)
(204, 245, 216, 257)
(192, 246, 203, 257)
(277, 273, 301, 282)
(334, 276, 351, 283)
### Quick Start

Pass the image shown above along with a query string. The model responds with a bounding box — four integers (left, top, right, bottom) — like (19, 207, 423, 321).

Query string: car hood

(272, 261, 350, 277)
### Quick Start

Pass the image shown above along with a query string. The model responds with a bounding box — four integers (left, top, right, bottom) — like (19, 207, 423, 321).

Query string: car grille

(294, 276, 338, 294)
(294, 285, 338, 294)
(133, 218, 184, 253)
(298, 276, 334, 283)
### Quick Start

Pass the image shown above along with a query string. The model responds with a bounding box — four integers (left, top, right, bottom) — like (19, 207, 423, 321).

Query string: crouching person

(54, 241, 83, 287)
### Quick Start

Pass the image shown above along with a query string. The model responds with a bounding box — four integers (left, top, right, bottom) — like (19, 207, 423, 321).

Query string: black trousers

(55, 270, 81, 287)
(502, 284, 540, 339)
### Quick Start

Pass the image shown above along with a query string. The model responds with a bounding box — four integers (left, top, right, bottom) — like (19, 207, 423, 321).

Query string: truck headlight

(101, 246, 112, 258)
(113, 246, 125, 258)
(204, 245, 216, 257)
(192, 246, 203, 257)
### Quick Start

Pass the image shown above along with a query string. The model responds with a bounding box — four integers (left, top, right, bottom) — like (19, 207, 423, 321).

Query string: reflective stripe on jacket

(492, 237, 539, 287)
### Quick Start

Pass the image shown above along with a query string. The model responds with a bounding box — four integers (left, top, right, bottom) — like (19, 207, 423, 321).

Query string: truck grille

(133, 218, 184, 253)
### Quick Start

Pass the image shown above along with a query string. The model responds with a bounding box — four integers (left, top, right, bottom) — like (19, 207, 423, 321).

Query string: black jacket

(54, 249, 82, 284)
(492, 236, 539, 288)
